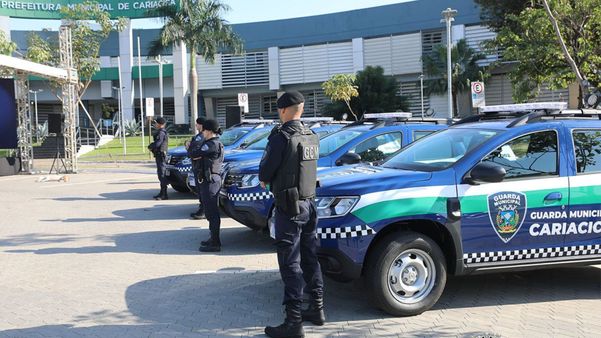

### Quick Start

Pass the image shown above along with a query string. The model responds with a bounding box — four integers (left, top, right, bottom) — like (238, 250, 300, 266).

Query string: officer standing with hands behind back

(148, 117, 169, 200)
(187, 117, 206, 219)
(260, 91, 325, 338)
(188, 119, 224, 252)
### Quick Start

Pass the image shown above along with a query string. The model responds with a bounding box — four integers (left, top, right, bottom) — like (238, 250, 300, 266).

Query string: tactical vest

(200, 138, 224, 181)
(271, 126, 319, 200)
(156, 129, 168, 153)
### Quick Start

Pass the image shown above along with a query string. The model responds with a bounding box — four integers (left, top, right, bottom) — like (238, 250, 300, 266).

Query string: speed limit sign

(471, 81, 485, 108)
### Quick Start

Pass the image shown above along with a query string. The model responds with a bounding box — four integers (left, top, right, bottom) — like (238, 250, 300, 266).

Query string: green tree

(422, 39, 488, 117)
(148, 0, 243, 130)
(0, 30, 16, 55)
(25, 1, 126, 100)
(322, 74, 359, 121)
(324, 66, 409, 120)
(482, 0, 601, 103)
(474, 0, 532, 32)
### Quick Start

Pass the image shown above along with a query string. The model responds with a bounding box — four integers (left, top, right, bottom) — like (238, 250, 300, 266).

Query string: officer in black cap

(148, 117, 169, 200)
(187, 117, 206, 219)
(189, 119, 224, 252)
(260, 91, 325, 338)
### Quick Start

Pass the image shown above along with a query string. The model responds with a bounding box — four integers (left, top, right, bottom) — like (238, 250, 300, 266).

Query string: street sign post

(238, 93, 249, 114)
(471, 81, 486, 108)
(145, 97, 155, 117)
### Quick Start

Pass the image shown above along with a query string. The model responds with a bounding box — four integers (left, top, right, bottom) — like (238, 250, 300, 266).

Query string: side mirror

(466, 162, 506, 185)
(335, 152, 362, 166)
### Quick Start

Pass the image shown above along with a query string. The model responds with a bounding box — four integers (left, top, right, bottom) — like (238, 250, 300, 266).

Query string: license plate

(188, 174, 196, 187)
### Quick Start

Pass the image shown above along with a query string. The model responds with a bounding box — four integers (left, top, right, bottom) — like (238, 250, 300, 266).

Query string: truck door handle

(544, 192, 562, 201)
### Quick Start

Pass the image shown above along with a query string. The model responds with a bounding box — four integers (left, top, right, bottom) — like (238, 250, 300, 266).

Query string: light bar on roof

(301, 117, 334, 122)
(560, 109, 601, 115)
(364, 112, 413, 119)
(241, 119, 275, 124)
(479, 102, 568, 113)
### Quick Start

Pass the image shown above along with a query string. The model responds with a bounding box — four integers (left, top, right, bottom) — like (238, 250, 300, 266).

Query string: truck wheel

(365, 231, 447, 316)
(171, 184, 190, 193)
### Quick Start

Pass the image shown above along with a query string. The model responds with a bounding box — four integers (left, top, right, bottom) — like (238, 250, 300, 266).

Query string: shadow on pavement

(44, 189, 194, 202)
(0, 233, 81, 247)
(4, 227, 274, 256)
(39, 204, 199, 223)
(3, 266, 598, 337)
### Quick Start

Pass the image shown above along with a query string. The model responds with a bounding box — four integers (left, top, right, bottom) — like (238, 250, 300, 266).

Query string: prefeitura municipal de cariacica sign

(0, 0, 176, 19)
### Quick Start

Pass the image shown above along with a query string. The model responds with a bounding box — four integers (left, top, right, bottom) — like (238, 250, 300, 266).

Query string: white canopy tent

(0, 26, 78, 173)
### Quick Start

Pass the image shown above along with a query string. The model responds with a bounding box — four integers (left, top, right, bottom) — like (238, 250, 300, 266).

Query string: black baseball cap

(202, 119, 220, 132)
(277, 91, 305, 109)
(154, 117, 166, 124)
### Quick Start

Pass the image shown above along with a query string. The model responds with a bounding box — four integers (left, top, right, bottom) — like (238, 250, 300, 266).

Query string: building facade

(3, 0, 572, 130)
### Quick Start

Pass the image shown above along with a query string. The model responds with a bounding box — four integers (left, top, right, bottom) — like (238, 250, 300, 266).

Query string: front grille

(224, 174, 243, 188)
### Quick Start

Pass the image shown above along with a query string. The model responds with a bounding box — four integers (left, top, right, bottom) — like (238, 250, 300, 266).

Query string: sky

(9, 0, 412, 31)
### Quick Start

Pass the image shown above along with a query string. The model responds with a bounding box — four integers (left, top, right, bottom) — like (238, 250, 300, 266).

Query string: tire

(365, 231, 447, 316)
(170, 183, 190, 193)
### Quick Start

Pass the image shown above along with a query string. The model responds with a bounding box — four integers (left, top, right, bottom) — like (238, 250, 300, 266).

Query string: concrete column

(100, 56, 113, 98)
(203, 97, 215, 119)
(118, 19, 134, 121)
(0, 16, 10, 38)
(352, 38, 364, 74)
(173, 41, 189, 124)
(268, 47, 280, 91)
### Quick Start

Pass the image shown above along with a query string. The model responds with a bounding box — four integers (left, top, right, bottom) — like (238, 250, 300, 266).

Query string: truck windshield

(382, 128, 500, 171)
(220, 128, 251, 146)
(319, 130, 363, 157)
(247, 134, 270, 150)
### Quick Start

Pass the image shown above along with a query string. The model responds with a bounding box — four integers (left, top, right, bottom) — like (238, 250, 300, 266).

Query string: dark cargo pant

(200, 173, 222, 243)
(273, 199, 324, 306)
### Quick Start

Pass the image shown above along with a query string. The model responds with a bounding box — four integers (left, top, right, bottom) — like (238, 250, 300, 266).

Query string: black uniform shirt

(151, 128, 168, 153)
(259, 120, 305, 184)
(187, 133, 204, 158)
(189, 136, 221, 159)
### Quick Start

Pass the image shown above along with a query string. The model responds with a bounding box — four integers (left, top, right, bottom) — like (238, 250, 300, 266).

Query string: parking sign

(471, 82, 485, 108)
(145, 97, 155, 117)
(238, 93, 249, 113)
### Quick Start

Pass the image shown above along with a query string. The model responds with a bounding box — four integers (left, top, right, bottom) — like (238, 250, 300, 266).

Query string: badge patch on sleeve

(301, 145, 318, 161)
(487, 191, 527, 243)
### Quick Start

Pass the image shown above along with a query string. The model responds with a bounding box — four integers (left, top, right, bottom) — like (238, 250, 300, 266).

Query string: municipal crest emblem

(487, 191, 527, 243)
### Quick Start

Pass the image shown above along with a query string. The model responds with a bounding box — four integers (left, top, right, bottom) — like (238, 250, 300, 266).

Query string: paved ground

(0, 164, 600, 337)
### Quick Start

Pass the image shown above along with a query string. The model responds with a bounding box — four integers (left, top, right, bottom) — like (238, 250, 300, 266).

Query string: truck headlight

(181, 157, 192, 165)
(315, 196, 359, 218)
(240, 174, 260, 188)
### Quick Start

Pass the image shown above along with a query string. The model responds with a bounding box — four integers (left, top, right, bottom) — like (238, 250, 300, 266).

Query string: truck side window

(573, 130, 601, 174)
(350, 132, 403, 162)
(482, 130, 558, 179)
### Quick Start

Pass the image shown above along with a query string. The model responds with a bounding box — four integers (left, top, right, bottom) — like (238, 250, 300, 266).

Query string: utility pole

(419, 74, 425, 118)
(441, 8, 457, 119)
(152, 55, 169, 117)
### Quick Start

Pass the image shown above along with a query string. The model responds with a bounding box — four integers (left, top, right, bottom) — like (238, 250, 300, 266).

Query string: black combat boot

(154, 186, 168, 200)
(199, 238, 221, 252)
(301, 298, 325, 326)
(190, 209, 205, 219)
(265, 303, 304, 338)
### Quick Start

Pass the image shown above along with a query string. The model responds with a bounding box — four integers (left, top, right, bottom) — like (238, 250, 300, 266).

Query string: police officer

(148, 117, 169, 200)
(187, 117, 206, 219)
(260, 91, 325, 338)
(189, 119, 224, 252)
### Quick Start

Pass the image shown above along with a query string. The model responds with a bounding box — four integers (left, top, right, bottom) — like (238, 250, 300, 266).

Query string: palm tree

(148, 0, 243, 131)
(422, 39, 488, 117)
